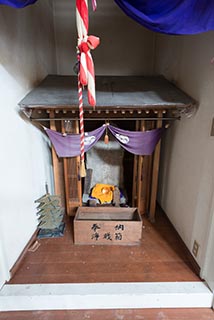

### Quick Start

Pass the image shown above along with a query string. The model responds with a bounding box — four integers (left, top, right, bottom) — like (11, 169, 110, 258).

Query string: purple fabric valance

(44, 124, 165, 158)
(45, 125, 106, 158)
(108, 125, 165, 155)
(0, 0, 38, 8)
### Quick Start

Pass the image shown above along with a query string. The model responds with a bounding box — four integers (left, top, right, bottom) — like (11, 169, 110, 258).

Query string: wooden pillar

(146, 121, 154, 214)
(137, 120, 145, 213)
(132, 120, 140, 207)
(62, 120, 82, 216)
(149, 111, 163, 221)
(62, 120, 70, 215)
(74, 120, 82, 207)
(49, 111, 62, 197)
(132, 159, 137, 207)
(141, 121, 150, 214)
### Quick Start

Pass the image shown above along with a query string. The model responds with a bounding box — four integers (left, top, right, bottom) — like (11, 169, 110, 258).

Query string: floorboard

(8, 207, 200, 284)
(0, 308, 214, 320)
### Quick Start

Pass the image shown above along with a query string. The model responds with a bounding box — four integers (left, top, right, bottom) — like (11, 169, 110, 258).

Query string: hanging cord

(78, 60, 86, 177)
(76, 0, 100, 177)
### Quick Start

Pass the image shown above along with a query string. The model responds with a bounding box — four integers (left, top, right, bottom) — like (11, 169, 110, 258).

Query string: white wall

(0, 2, 56, 287)
(53, 0, 155, 75)
(156, 31, 214, 268)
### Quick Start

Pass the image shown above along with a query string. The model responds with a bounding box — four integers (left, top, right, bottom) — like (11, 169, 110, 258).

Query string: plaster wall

(53, 0, 155, 75)
(0, 1, 56, 287)
(156, 31, 214, 268)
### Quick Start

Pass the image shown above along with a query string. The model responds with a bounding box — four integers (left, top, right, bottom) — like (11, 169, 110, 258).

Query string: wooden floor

(3, 208, 213, 320)
(0, 308, 214, 320)
(9, 207, 200, 284)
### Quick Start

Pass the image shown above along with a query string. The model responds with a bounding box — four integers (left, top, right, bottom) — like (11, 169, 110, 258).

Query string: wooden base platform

(9, 206, 200, 284)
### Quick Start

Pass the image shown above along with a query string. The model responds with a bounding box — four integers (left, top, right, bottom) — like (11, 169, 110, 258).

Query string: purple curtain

(45, 124, 165, 158)
(108, 125, 164, 155)
(0, 0, 37, 8)
(45, 125, 106, 158)
(114, 0, 214, 35)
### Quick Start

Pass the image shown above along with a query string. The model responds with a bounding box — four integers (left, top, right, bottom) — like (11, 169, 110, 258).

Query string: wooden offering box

(74, 207, 142, 245)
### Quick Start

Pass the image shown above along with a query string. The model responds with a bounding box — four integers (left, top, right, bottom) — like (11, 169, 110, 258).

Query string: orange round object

(101, 187, 109, 194)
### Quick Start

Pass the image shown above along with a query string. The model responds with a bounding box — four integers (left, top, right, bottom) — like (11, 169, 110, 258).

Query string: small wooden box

(74, 207, 142, 245)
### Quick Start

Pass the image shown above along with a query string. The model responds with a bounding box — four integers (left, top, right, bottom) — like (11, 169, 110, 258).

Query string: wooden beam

(149, 112, 163, 221)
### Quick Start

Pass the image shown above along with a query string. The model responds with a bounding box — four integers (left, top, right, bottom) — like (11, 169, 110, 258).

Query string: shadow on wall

(158, 120, 178, 206)
(0, 1, 56, 89)
(53, 0, 155, 76)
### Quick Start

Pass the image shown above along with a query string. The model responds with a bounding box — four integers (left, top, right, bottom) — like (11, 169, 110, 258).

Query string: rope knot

(79, 35, 100, 53)
(78, 35, 100, 96)
(87, 35, 100, 50)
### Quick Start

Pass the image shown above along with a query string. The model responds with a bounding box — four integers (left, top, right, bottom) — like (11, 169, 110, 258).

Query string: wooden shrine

(19, 75, 196, 220)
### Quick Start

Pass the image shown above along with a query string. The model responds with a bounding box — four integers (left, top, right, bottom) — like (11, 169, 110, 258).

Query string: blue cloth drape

(0, 0, 38, 8)
(114, 0, 214, 35)
(2, 0, 214, 35)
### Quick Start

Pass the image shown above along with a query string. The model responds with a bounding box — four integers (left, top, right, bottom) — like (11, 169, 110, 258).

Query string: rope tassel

(104, 125, 109, 144)
(80, 160, 86, 177)
(104, 134, 109, 144)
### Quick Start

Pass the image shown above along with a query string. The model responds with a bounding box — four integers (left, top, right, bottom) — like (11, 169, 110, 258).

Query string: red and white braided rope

(78, 74, 85, 164)
(76, 0, 99, 107)
(76, 0, 100, 175)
